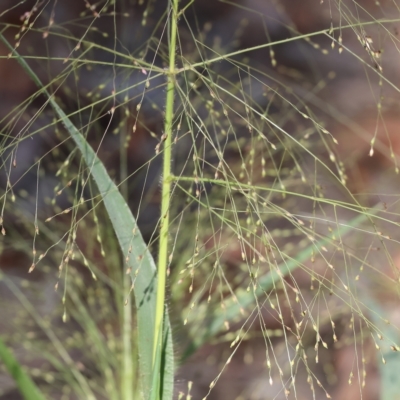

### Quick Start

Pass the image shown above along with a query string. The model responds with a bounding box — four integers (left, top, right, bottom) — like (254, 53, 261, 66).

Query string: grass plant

(0, 1, 400, 399)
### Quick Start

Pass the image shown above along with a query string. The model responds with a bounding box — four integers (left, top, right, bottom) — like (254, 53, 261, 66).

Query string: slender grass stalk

(152, 0, 179, 389)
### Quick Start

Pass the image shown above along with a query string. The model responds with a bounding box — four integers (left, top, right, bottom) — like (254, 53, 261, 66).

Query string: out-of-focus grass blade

(0, 336, 46, 400)
(0, 35, 174, 400)
(365, 298, 400, 400)
(182, 209, 378, 361)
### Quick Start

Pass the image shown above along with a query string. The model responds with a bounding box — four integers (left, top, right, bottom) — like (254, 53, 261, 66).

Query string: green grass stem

(152, 1, 179, 397)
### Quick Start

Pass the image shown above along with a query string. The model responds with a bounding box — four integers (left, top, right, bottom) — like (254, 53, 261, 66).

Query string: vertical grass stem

(152, 0, 179, 394)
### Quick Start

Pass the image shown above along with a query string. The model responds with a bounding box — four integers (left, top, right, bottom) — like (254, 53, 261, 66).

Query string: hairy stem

(152, 0, 179, 393)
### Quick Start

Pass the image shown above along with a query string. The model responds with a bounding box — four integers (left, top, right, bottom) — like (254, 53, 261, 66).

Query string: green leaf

(0, 34, 174, 400)
(0, 335, 46, 400)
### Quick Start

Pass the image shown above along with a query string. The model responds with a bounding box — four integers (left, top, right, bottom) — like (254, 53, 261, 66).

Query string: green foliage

(0, 335, 46, 400)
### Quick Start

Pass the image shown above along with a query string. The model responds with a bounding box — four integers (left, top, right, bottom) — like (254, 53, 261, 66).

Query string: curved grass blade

(182, 209, 378, 361)
(0, 335, 46, 400)
(0, 35, 174, 400)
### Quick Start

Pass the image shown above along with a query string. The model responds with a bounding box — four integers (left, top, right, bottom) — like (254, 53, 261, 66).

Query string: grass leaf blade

(0, 336, 46, 400)
(0, 34, 174, 400)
